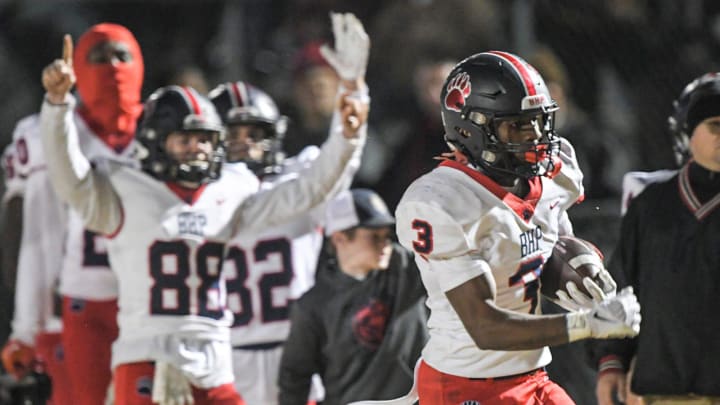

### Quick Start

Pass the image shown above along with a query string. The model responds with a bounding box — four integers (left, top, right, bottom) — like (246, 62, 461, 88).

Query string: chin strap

(434, 149, 469, 165)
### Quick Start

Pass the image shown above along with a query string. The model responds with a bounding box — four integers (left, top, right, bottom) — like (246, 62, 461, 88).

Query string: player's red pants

(35, 332, 72, 405)
(114, 362, 246, 405)
(417, 360, 574, 405)
(61, 296, 118, 405)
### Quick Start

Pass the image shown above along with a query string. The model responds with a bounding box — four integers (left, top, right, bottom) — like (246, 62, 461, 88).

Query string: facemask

(74, 23, 144, 151)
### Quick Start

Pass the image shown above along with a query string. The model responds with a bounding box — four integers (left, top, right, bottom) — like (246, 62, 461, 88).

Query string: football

(540, 235, 607, 300)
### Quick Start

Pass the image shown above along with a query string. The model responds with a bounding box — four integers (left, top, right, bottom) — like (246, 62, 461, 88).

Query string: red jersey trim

(440, 160, 542, 221)
(105, 203, 125, 239)
(677, 160, 720, 221)
(165, 182, 208, 205)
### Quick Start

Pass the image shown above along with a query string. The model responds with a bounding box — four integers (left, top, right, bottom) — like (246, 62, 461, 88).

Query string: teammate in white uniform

(391, 51, 641, 405)
(209, 78, 363, 404)
(2, 24, 144, 405)
(39, 12, 369, 405)
(1, 115, 72, 405)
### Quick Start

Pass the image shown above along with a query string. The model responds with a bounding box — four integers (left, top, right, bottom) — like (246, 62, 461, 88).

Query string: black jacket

(278, 243, 428, 405)
(593, 162, 720, 395)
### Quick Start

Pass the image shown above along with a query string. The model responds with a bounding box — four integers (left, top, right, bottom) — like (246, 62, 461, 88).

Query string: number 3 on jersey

(411, 219, 433, 255)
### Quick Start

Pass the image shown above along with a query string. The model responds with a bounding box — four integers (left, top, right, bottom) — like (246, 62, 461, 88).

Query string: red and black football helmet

(209, 81, 288, 171)
(668, 72, 720, 166)
(136, 85, 225, 185)
(441, 51, 560, 181)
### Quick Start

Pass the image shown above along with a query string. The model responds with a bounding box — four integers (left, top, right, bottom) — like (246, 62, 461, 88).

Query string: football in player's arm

(353, 51, 641, 405)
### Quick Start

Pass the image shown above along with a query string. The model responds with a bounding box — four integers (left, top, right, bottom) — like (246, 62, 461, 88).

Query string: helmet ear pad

(136, 85, 225, 185)
(440, 51, 560, 181)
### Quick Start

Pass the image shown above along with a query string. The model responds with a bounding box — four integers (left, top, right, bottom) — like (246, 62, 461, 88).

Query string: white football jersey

(59, 113, 138, 300)
(104, 162, 259, 367)
(227, 146, 328, 347)
(395, 139, 583, 378)
(7, 115, 64, 344)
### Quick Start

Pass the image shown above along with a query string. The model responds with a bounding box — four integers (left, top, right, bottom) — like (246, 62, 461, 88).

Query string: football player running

(387, 51, 641, 405)
(39, 12, 369, 405)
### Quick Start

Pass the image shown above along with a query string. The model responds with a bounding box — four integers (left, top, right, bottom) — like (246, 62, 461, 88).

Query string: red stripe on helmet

(230, 82, 245, 107)
(487, 51, 537, 96)
(180, 86, 202, 115)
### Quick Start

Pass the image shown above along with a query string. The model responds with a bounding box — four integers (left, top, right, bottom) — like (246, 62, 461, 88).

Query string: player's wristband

(566, 311, 592, 342)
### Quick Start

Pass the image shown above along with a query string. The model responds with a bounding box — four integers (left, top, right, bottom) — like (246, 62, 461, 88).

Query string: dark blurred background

(2, 1, 720, 403)
(2, 0, 720, 175)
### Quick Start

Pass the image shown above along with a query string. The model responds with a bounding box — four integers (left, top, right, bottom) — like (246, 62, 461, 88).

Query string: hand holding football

(540, 236, 611, 300)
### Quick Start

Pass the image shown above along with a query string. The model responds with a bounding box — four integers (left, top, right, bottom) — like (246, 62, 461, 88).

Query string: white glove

(319, 12, 370, 81)
(567, 286, 641, 341)
(554, 268, 617, 311)
(152, 362, 194, 405)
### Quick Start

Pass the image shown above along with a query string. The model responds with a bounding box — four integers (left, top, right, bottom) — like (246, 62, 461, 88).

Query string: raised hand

(338, 89, 369, 139)
(320, 12, 370, 82)
(42, 34, 76, 104)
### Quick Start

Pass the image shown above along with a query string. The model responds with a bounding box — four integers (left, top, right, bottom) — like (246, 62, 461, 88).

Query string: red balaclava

(74, 23, 144, 152)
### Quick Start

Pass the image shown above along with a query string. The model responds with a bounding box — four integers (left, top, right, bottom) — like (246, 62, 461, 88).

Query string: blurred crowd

(1, 0, 720, 403)
(2, 0, 720, 202)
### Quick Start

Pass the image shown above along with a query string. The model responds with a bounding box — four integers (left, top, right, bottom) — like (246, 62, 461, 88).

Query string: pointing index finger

(62, 34, 73, 65)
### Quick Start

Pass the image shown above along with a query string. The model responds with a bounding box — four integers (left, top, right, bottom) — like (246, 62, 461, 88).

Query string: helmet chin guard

(441, 51, 561, 183)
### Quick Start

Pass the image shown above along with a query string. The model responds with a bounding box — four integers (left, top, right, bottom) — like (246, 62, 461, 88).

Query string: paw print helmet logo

(444, 71, 471, 112)
(440, 51, 561, 181)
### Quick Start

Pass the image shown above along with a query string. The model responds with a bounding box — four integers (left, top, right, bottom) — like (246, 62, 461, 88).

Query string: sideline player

(209, 79, 363, 404)
(40, 12, 369, 405)
(2, 23, 143, 405)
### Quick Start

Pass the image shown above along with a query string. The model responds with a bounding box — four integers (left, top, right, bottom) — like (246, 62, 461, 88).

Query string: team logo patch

(444, 71, 471, 112)
(69, 298, 86, 313)
(521, 94, 547, 110)
(136, 376, 153, 397)
(351, 298, 390, 350)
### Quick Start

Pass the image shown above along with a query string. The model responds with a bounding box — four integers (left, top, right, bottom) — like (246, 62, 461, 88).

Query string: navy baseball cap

(324, 189, 395, 235)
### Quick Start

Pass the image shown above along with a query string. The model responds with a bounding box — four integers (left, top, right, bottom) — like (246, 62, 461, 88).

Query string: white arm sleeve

(10, 171, 66, 344)
(40, 96, 122, 235)
(233, 86, 368, 231)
